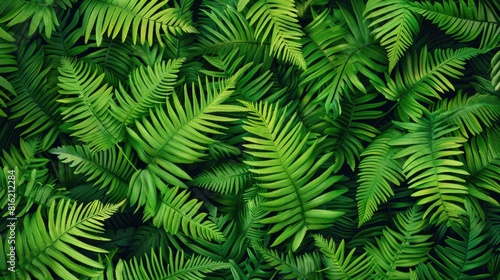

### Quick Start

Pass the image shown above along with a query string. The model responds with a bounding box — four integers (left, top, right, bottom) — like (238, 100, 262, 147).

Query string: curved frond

(191, 162, 253, 195)
(57, 57, 124, 152)
(50, 144, 136, 202)
(111, 58, 185, 126)
(356, 129, 404, 226)
(16, 199, 123, 279)
(80, 0, 197, 46)
(314, 235, 374, 280)
(410, 0, 500, 46)
(127, 70, 247, 187)
(245, 0, 306, 69)
(375, 46, 481, 121)
(145, 186, 225, 242)
(116, 248, 230, 280)
(364, 0, 421, 71)
(366, 206, 433, 279)
(242, 101, 347, 250)
(389, 110, 469, 225)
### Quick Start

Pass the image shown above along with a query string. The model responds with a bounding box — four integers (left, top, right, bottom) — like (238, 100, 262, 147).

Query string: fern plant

(0, 0, 499, 279)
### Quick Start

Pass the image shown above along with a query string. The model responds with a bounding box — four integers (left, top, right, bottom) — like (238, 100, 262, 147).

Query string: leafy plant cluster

(0, 0, 499, 279)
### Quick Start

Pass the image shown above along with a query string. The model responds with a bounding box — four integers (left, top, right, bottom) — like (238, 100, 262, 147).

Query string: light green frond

(191, 162, 253, 195)
(111, 58, 185, 126)
(16, 199, 123, 279)
(57, 57, 124, 152)
(116, 248, 230, 280)
(242, 101, 347, 250)
(314, 235, 374, 280)
(492, 50, 500, 91)
(410, 0, 500, 46)
(127, 69, 247, 188)
(80, 0, 197, 46)
(389, 110, 469, 225)
(429, 200, 493, 279)
(357, 129, 404, 226)
(8, 42, 60, 148)
(364, 0, 421, 71)
(145, 186, 225, 242)
(375, 46, 481, 122)
(50, 144, 136, 202)
(246, 0, 306, 69)
(256, 244, 322, 280)
(366, 206, 433, 279)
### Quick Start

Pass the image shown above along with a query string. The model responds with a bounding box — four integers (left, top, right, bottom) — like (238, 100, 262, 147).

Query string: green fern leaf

(0, 25, 17, 118)
(492, 50, 500, 91)
(191, 162, 253, 194)
(314, 235, 374, 280)
(357, 129, 404, 226)
(57, 57, 124, 152)
(366, 206, 433, 279)
(389, 110, 469, 225)
(116, 247, 230, 280)
(410, 0, 500, 45)
(80, 0, 197, 46)
(364, 0, 421, 71)
(15, 199, 123, 279)
(242, 101, 347, 250)
(246, 0, 306, 69)
(111, 58, 185, 126)
(375, 46, 481, 122)
(145, 186, 225, 242)
(50, 144, 136, 202)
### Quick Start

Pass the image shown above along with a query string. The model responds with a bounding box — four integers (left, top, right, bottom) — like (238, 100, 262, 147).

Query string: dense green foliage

(0, 0, 499, 279)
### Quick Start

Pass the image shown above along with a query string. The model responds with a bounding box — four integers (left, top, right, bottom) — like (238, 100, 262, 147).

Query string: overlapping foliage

(1, 0, 499, 279)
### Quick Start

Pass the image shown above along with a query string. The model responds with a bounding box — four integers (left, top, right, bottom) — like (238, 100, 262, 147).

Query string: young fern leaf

(428, 201, 493, 279)
(245, 0, 306, 69)
(50, 144, 136, 202)
(80, 0, 197, 46)
(255, 244, 322, 280)
(145, 186, 225, 242)
(410, 0, 500, 46)
(15, 199, 124, 279)
(191, 162, 253, 195)
(364, 0, 420, 72)
(356, 129, 404, 226)
(366, 206, 433, 279)
(314, 234, 374, 280)
(111, 58, 185, 126)
(127, 67, 249, 189)
(242, 101, 347, 250)
(375, 46, 481, 122)
(389, 110, 469, 225)
(57, 57, 124, 152)
(116, 248, 230, 280)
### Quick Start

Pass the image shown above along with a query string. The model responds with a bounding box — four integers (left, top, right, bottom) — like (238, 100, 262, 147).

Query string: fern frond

(375, 46, 481, 122)
(364, 0, 421, 71)
(80, 0, 197, 46)
(16, 199, 123, 279)
(246, 0, 306, 69)
(410, 0, 500, 45)
(50, 144, 136, 202)
(191, 162, 252, 195)
(314, 235, 374, 280)
(429, 200, 493, 279)
(145, 186, 225, 242)
(127, 69, 247, 188)
(242, 101, 347, 250)
(57, 57, 124, 152)
(366, 206, 433, 279)
(390, 110, 469, 225)
(492, 50, 500, 91)
(111, 58, 185, 126)
(256, 244, 322, 280)
(1, 137, 49, 182)
(357, 129, 404, 226)
(116, 247, 230, 280)
(0, 26, 17, 118)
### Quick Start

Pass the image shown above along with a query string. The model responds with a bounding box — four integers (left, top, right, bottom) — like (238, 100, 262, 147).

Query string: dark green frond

(492, 50, 500, 91)
(0, 25, 17, 118)
(357, 129, 404, 226)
